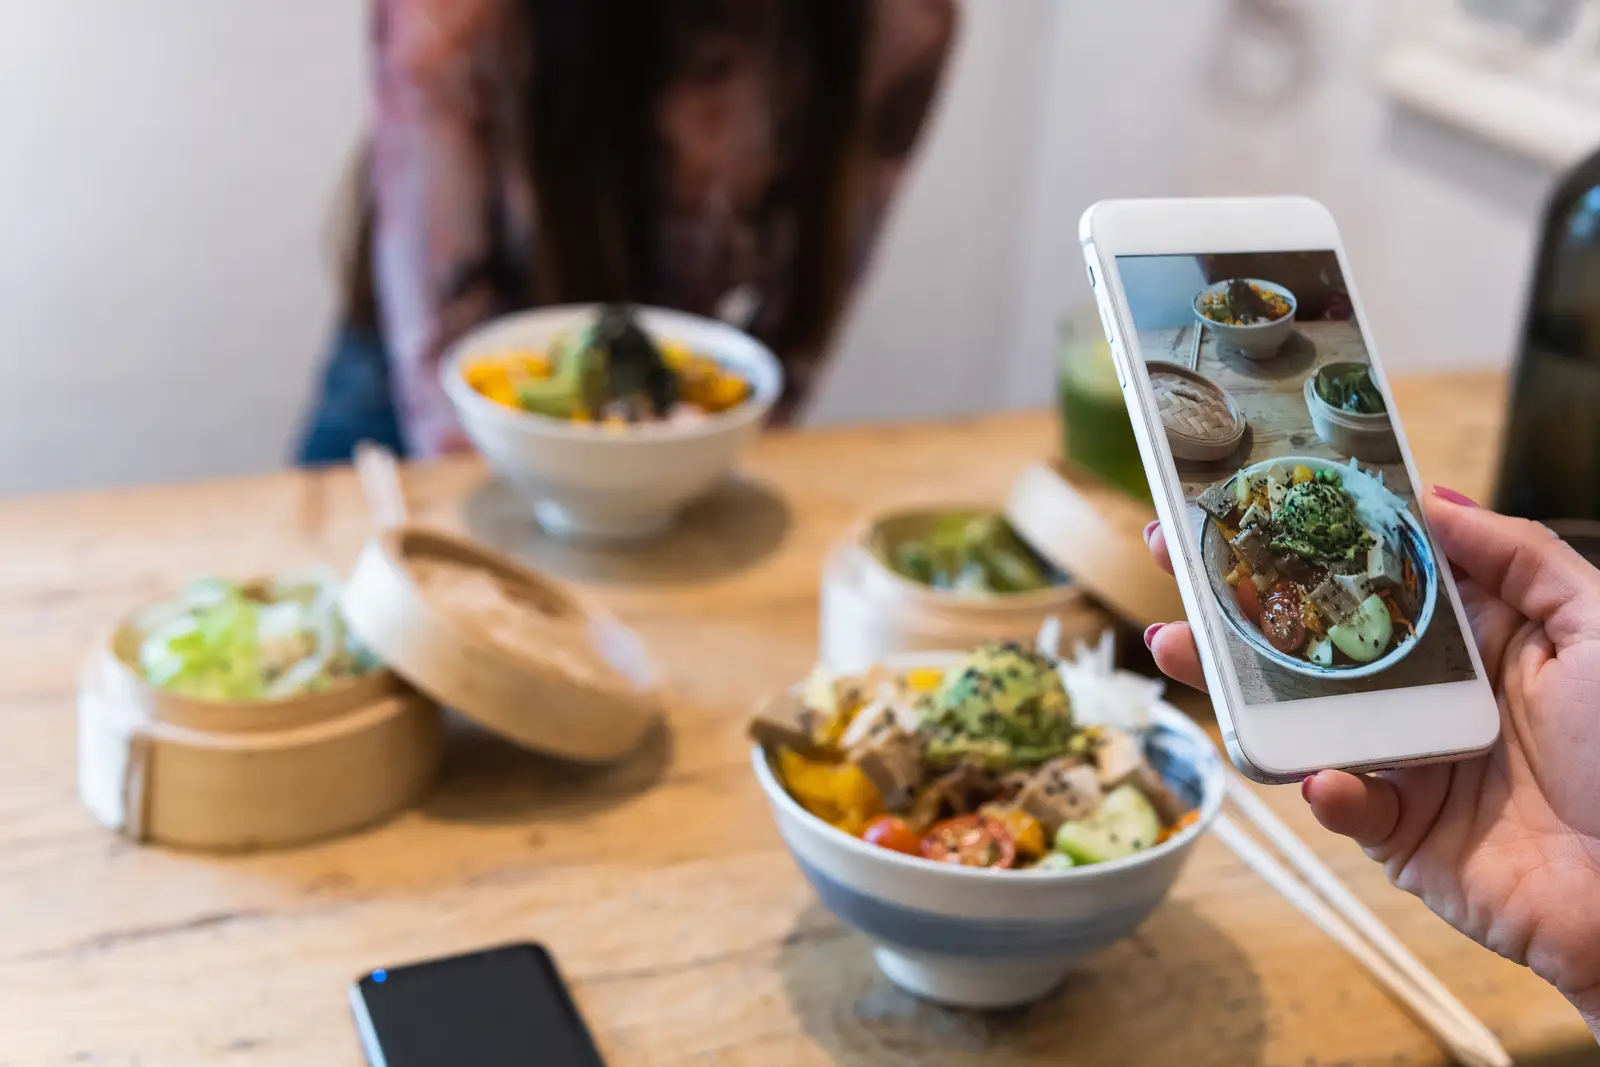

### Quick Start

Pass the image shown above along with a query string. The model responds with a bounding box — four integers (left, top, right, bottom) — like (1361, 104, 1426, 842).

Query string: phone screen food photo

(1114, 251, 1479, 706)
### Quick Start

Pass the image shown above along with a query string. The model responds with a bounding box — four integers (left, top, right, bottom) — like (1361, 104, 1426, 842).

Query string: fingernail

(1142, 521, 1159, 546)
(1143, 623, 1165, 650)
(1301, 773, 1318, 803)
(1431, 485, 1479, 508)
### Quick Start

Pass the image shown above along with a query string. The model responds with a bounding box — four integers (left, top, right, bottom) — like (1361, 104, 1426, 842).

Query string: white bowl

(750, 651, 1226, 1010)
(1193, 279, 1297, 360)
(441, 305, 784, 541)
(1199, 456, 1438, 679)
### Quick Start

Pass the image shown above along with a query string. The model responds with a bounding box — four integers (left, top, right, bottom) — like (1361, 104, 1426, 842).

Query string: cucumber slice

(1053, 784, 1164, 865)
(1327, 593, 1393, 664)
(1306, 635, 1334, 668)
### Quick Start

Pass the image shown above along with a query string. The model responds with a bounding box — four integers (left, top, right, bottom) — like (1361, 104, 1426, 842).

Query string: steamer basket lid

(339, 526, 663, 764)
(1003, 460, 1185, 629)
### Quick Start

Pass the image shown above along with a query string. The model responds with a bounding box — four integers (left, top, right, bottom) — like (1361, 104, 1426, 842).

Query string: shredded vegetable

(136, 570, 379, 701)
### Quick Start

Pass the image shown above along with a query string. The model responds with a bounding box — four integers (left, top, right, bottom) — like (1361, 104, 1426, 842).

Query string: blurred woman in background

(298, 0, 958, 464)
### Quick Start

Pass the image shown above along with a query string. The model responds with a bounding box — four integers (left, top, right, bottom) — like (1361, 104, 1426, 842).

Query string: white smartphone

(1080, 196, 1500, 784)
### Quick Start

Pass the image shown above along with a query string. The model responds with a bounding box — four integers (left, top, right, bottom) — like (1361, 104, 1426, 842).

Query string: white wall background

(0, 0, 1566, 496)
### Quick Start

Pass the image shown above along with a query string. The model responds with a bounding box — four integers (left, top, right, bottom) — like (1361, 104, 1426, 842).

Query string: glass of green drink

(1057, 310, 1150, 503)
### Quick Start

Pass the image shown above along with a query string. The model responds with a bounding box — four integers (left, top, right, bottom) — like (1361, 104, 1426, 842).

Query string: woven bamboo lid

(1003, 460, 1186, 629)
(1149, 361, 1246, 462)
(340, 526, 664, 764)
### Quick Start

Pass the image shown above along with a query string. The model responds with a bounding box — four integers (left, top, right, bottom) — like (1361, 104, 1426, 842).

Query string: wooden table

(1135, 322, 1477, 703)
(2, 371, 1594, 1067)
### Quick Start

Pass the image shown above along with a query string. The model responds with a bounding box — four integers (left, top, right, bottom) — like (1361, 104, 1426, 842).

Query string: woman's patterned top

(370, 0, 958, 454)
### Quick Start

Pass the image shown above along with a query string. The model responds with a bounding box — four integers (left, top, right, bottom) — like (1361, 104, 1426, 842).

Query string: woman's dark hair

(343, 0, 871, 358)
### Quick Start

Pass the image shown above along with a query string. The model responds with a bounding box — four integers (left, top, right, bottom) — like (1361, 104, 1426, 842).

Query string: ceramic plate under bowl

(1199, 457, 1437, 679)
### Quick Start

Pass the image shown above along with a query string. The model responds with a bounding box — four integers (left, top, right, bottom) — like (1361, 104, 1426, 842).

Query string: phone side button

(1110, 344, 1128, 389)
(1086, 264, 1098, 289)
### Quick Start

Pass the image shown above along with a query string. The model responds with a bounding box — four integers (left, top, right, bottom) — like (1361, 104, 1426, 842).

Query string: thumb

(1424, 488, 1600, 649)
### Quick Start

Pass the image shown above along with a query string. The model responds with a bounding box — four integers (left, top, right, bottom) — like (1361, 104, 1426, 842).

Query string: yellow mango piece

(776, 749, 882, 830)
(905, 668, 945, 693)
(484, 382, 519, 409)
(1292, 465, 1314, 485)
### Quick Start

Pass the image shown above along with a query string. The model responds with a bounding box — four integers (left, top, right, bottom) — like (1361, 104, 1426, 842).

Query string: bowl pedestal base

(873, 947, 1077, 1010)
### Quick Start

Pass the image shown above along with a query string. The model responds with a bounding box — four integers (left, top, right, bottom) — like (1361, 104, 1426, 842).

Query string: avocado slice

(1053, 784, 1163, 865)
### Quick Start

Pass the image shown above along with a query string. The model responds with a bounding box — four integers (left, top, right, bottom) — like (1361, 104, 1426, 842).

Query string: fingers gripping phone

(1080, 197, 1499, 784)
(350, 942, 608, 1067)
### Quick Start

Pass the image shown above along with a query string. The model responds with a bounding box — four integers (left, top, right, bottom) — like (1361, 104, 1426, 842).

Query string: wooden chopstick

(354, 441, 409, 531)
(1212, 815, 1510, 1067)
(1223, 778, 1509, 1060)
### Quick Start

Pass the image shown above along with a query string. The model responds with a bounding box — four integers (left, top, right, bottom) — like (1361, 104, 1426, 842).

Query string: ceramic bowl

(1193, 279, 1297, 360)
(1199, 456, 1438, 679)
(441, 305, 784, 542)
(750, 651, 1226, 1009)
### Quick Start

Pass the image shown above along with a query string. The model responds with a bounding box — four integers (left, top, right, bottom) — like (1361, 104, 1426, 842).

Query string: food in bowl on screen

(1197, 459, 1427, 670)
(461, 304, 752, 428)
(1198, 280, 1293, 327)
(748, 640, 1199, 872)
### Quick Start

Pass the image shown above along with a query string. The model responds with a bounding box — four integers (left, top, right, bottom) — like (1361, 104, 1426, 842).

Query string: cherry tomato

(863, 816, 922, 857)
(1235, 580, 1262, 625)
(920, 815, 1016, 869)
(1260, 591, 1308, 653)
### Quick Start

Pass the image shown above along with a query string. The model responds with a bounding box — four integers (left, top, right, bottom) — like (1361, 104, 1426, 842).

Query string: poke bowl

(441, 304, 784, 541)
(1193, 279, 1297, 360)
(1196, 456, 1438, 680)
(748, 640, 1225, 1009)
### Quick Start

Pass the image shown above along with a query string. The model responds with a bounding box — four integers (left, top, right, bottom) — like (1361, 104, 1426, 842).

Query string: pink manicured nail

(1431, 485, 1479, 508)
(1143, 623, 1165, 650)
(1142, 520, 1159, 545)
(1301, 774, 1318, 803)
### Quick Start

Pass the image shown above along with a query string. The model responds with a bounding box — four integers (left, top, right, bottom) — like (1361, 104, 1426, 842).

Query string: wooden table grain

(2, 371, 1595, 1067)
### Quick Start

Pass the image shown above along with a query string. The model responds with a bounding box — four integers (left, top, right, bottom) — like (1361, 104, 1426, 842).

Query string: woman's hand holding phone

(1146, 488, 1600, 1038)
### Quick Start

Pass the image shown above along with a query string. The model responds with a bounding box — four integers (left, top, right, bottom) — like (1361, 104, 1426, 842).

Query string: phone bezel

(1080, 196, 1499, 782)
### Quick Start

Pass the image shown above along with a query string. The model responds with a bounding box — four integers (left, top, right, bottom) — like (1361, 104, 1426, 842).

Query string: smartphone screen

(1111, 250, 1481, 707)
(350, 943, 606, 1067)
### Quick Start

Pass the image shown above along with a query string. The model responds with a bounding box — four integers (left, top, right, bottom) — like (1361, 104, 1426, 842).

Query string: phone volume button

(1111, 345, 1128, 389)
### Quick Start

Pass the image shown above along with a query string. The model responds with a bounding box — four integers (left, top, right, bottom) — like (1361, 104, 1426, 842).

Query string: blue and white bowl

(1199, 455, 1438, 679)
(750, 652, 1226, 1009)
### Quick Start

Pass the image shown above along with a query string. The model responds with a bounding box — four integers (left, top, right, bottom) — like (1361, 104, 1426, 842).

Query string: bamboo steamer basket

(819, 506, 1116, 673)
(78, 594, 442, 853)
(1004, 460, 1186, 629)
(1149, 360, 1246, 463)
(339, 526, 664, 764)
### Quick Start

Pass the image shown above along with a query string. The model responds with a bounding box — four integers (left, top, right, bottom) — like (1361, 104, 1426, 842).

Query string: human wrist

(1568, 982, 1600, 1044)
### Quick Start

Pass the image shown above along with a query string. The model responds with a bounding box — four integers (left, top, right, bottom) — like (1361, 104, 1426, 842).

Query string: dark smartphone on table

(350, 942, 607, 1067)
(1495, 147, 1600, 564)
